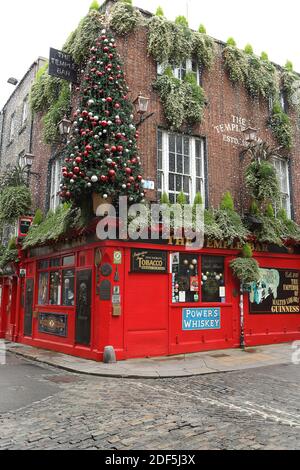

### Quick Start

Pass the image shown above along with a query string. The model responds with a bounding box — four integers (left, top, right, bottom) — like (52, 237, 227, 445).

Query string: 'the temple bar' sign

(49, 48, 78, 83)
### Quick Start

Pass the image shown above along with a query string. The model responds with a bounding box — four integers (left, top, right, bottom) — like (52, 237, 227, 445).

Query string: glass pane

(169, 193, 175, 204)
(157, 172, 162, 190)
(169, 134, 175, 153)
(169, 153, 175, 172)
(183, 176, 190, 193)
(50, 258, 60, 268)
(63, 255, 75, 266)
(38, 260, 49, 270)
(196, 158, 201, 177)
(157, 150, 162, 170)
(176, 136, 183, 154)
(62, 269, 75, 306)
(196, 178, 202, 193)
(177, 155, 183, 173)
(38, 272, 49, 305)
(169, 174, 175, 191)
(49, 271, 61, 305)
(184, 137, 190, 156)
(195, 140, 201, 158)
(201, 256, 225, 303)
(184, 157, 190, 174)
(172, 254, 199, 303)
(157, 130, 162, 149)
(176, 175, 182, 191)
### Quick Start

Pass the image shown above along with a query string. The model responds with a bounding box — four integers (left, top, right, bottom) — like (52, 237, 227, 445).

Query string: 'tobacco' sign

(49, 48, 78, 83)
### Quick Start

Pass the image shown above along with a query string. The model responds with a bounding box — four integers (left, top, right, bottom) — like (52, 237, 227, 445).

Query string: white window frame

(270, 156, 291, 218)
(9, 114, 15, 142)
(157, 59, 202, 86)
(157, 130, 205, 204)
(50, 158, 63, 211)
(21, 96, 28, 126)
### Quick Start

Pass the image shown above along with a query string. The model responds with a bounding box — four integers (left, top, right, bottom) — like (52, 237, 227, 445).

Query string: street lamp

(58, 115, 72, 138)
(133, 92, 154, 128)
(23, 153, 39, 185)
(242, 126, 258, 144)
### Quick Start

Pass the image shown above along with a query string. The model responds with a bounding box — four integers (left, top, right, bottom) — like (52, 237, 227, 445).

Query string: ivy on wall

(153, 69, 205, 130)
(0, 186, 32, 224)
(223, 41, 278, 100)
(108, 0, 144, 36)
(30, 9, 104, 145)
(282, 61, 300, 109)
(268, 102, 293, 149)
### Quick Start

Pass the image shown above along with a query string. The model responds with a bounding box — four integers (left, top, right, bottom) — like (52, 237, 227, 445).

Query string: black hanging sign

(249, 269, 300, 314)
(131, 249, 168, 274)
(49, 48, 78, 83)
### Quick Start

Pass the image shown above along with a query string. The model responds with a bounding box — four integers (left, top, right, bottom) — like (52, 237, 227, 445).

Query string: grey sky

(1, 0, 299, 108)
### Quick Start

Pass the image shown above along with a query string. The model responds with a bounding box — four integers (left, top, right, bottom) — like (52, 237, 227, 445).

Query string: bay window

(270, 156, 291, 217)
(37, 255, 75, 307)
(157, 129, 205, 204)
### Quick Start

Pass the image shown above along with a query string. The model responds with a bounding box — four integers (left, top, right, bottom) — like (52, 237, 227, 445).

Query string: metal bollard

(103, 345, 117, 364)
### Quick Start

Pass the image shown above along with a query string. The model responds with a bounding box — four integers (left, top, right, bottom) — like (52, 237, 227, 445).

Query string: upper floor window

(271, 156, 291, 217)
(158, 59, 203, 86)
(9, 114, 15, 142)
(50, 157, 63, 211)
(157, 129, 205, 204)
(21, 96, 28, 126)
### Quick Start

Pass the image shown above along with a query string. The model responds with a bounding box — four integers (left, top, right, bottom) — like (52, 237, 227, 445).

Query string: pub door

(24, 279, 34, 338)
(75, 270, 92, 346)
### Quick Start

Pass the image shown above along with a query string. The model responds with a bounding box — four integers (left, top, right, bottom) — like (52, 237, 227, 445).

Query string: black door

(24, 279, 34, 337)
(75, 270, 92, 346)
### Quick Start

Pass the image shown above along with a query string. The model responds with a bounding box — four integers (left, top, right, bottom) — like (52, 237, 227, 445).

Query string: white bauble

(91, 175, 98, 183)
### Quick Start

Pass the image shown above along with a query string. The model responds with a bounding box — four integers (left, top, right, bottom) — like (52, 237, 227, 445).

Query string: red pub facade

(1, 2, 300, 361)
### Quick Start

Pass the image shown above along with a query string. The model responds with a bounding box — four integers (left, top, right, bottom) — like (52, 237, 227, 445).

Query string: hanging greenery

(204, 209, 223, 240)
(30, 9, 104, 144)
(0, 238, 19, 270)
(108, 0, 143, 36)
(245, 160, 280, 209)
(0, 186, 32, 224)
(281, 61, 300, 109)
(23, 204, 82, 249)
(230, 257, 260, 284)
(268, 102, 293, 149)
(191, 32, 215, 69)
(213, 192, 249, 243)
(0, 164, 27, 190)
(245, 54, 278, 99)
(153, 70, 205, 130)
(42, 81, 71, 144)
(147, 16, 175, 65)
(223, 42, 248, 84)
(62, 9, 104, 64)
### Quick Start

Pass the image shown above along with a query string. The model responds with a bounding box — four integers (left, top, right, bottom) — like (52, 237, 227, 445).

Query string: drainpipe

(240, 284, 245, 350)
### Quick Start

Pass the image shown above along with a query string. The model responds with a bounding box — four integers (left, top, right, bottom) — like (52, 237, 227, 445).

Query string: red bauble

(111, 146, 117, 152)
(128, 176, 135, 183)
(101, 120, 108, 127)
(106, 97, 113, 103)
(73, 167, 80, 174)
(75, 156, 82, 164)
(125, 167, 132, 175)
(114, 103, 120, 109)
(100, 175, 107, 182)
(137, 175, 143, 181)
(103, 46, 109, 52)
(81, 110, 88, 117)
(116, 133, 122, 139)
(85, 144, 92, 151)
(108, 169, 116, 178)
(117, 145, 124, 152)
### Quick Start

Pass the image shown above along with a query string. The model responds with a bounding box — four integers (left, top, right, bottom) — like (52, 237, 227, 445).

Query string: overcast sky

(1, 0, 300, 108)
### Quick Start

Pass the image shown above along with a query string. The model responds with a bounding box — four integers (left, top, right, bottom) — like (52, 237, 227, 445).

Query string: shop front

(5, 235, 300, 362)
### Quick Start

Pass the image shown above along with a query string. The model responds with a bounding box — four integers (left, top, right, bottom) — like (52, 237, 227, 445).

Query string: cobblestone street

(0, 353, 299, 450)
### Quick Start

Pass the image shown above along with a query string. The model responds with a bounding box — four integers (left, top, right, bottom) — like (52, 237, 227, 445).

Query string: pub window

(157, 129, 205, 204)
(171, 254, 225, 304)
(171, 253, 199, 303)
(270, 156, 291, 218)
(21, 96, 28, 127)
(157, 59, 202, 86)
(201, 256, 225, 303)
(37, 255, 75, 306)
(50, 156, 64, 211)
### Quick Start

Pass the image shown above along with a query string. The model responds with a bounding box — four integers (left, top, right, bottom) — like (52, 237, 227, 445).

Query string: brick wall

(114, 26, 300, 223)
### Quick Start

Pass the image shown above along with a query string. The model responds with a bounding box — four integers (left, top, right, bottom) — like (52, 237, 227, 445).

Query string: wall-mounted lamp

(133, 92, 154, 128)
(58, 115, 72, 138)
(7, 77, 18, 86)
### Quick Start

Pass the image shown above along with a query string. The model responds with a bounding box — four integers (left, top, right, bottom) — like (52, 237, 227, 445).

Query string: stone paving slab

(4, 341, 295, 378)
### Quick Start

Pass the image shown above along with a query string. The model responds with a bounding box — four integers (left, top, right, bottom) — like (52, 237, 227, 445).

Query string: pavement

(4, 341, 296, 379)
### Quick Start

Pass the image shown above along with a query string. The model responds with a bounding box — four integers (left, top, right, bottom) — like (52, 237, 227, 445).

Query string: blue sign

(182, 308, 221, 331)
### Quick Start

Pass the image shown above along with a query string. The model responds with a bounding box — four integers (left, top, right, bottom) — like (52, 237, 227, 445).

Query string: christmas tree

(60, 28, 144, 210)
